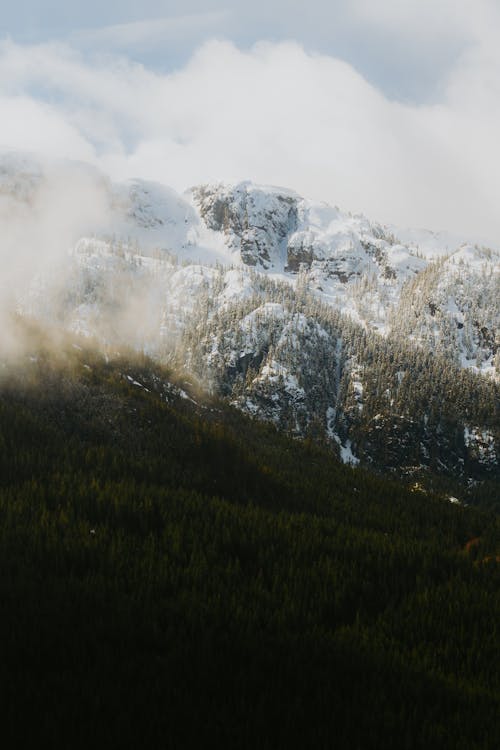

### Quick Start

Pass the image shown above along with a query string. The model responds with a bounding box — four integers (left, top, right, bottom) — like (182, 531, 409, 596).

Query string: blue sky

(1, 1, 500, 240)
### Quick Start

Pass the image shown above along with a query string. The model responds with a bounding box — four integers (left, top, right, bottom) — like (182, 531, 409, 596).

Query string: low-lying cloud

(0, 155, 110, 345)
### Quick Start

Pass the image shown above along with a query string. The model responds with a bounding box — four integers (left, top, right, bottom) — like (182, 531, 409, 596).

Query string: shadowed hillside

(0, 341, 498, 749)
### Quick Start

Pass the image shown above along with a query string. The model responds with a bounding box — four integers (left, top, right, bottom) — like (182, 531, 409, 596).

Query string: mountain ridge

(1, 152, 498, 491)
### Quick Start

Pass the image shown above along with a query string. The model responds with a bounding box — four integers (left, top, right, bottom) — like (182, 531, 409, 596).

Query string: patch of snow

(340, 440, 360, 466)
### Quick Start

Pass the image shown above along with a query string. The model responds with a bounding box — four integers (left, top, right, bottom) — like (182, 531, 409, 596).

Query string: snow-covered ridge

(1, 151, 498, 381)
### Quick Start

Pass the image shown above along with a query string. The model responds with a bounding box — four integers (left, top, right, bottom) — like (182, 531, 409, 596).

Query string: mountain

(0, 154, 499, 747)
(2, 152, 499, 494)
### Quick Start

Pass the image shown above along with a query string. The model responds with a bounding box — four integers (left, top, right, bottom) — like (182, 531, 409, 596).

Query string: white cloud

(0, 29, 500, 243)
(0, 154, 111, 345)
(0, 95, 95, 159)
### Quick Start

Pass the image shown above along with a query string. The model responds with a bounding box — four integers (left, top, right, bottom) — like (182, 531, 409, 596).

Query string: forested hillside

(0, 339, 498, 749)
(178, 266, 499, 489)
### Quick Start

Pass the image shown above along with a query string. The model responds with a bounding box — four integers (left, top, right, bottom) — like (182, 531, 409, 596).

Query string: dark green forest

(0, 339, 498, 749)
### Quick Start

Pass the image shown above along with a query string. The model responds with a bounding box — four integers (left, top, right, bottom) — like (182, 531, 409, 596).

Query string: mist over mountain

(0, 151, 497, 497)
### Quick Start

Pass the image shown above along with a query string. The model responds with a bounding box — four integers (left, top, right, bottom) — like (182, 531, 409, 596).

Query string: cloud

(0, 155, 110, 277)
(0, 152, 111, 360)
(0, 28, 500, 244)
(0, 95, 95, 159)
(72, 10, 232, 54)
(1, 1, 482, 103)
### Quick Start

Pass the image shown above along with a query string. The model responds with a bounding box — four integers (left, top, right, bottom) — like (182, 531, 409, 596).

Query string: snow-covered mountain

(2, 152, 498, 488)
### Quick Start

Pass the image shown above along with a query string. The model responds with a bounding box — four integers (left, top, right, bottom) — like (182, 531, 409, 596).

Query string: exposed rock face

(192, 182, 298, 268)
(285, 240, 316, 272)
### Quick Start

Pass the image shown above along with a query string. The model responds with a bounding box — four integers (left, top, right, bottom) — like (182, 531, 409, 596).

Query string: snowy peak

(117, 179, 196, 231)
(287, 200, 398, 274)
(109, 178, 200, 255)
(0, 151, 498, 381)
(190, 180, 408, 278)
